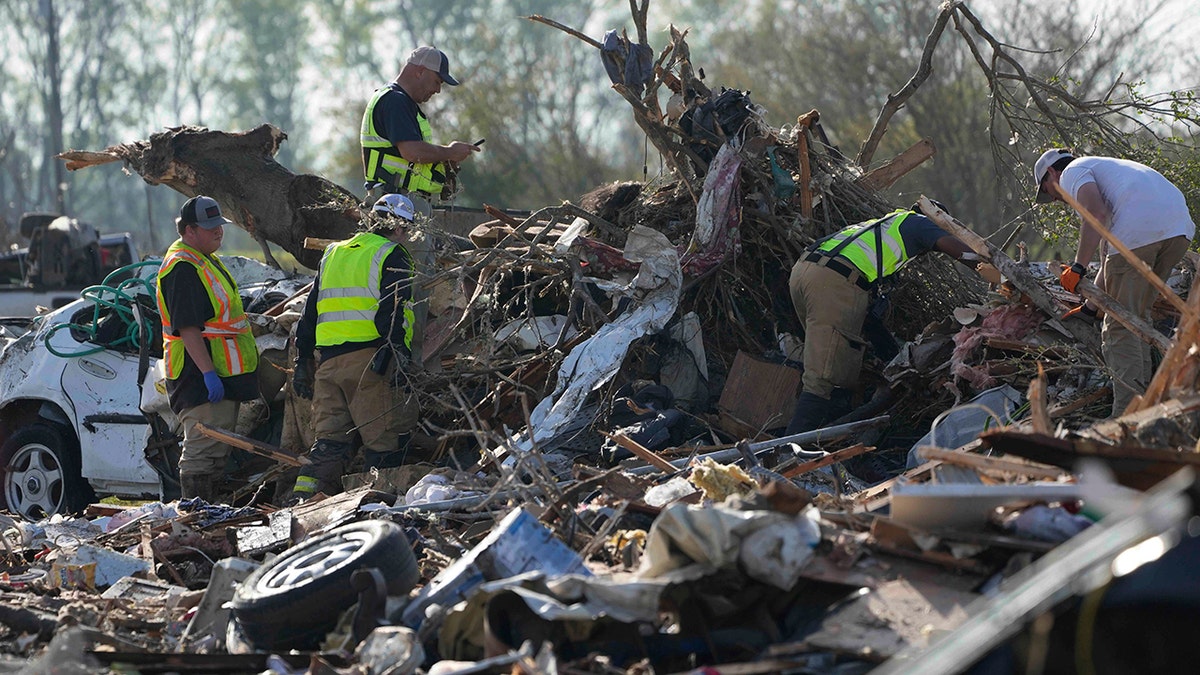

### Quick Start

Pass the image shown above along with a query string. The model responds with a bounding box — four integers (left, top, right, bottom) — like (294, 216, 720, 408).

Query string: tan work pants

(312, 347, 419, 453)
(1101, 235, 1190, 416)
(178, 399, 241, 475)
(788, 260, 870, 399)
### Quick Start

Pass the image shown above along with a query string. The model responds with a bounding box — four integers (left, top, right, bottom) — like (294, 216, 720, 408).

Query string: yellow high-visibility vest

(315, 232, 415, 350)
(360, 87, 446, 194)
(817, 210, 913, 282)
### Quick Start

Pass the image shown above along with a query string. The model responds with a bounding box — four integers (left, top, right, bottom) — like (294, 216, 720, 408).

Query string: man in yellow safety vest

(360, 45, 481, 215)
(156, 196, 260, 502)
(786, 203, 999, 434)
(290, 194, 423, 501)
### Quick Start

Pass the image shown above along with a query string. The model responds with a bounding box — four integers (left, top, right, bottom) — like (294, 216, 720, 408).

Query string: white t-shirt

(1059, 156, 1195, 254)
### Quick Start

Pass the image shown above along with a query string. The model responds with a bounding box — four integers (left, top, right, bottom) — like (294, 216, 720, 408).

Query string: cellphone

(473, 138, 485, 146)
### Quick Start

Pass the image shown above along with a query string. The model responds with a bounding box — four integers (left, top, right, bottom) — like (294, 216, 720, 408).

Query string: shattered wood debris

(12, 2, 1200, 673)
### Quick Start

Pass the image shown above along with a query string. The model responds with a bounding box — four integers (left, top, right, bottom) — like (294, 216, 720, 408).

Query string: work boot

(785, 392, 833, 435)
(291, 439, 353, 501)
(179, 473, 215, 503)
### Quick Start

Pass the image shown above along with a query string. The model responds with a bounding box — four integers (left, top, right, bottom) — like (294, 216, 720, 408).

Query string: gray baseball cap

(407, 46, 459, 86)
(179, 195, 232, 229)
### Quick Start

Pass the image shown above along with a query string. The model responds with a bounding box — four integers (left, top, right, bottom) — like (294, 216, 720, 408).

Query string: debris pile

(7, 4, 1200, 674)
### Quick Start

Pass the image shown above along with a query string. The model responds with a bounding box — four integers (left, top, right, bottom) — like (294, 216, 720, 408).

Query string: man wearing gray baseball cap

(360, 45, 481, 211)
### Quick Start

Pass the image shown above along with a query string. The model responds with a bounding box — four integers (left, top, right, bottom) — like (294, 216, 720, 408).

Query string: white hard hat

(372, 193, 416, 222)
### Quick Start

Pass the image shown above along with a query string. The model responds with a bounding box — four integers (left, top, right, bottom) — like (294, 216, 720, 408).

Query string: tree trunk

(58, 125, 361, 269)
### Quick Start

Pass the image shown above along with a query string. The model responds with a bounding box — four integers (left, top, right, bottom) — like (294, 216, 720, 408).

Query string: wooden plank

(983, 337, 1069, 359)
(601, 432, 677, 473)
(1075, 279, 1171, 352)
(781, 444, 873, 478)
(915, 447, 1067, 480)
(193, 422, 309, 467)
(857, 138, 936, 192)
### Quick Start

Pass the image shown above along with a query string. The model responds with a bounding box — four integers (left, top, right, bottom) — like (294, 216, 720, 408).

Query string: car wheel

(1, 423, 93, 519)
(231, 519, 419, 651)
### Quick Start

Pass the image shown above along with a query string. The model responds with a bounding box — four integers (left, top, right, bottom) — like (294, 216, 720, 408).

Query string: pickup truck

(0, 213, 139, 317)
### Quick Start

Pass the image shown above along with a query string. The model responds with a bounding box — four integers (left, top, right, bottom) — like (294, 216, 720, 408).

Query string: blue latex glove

(202, 371, 225, 404)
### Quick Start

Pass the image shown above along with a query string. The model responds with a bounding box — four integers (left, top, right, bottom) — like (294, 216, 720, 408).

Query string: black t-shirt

(295, 243, 415, 362)
(159, 259, 260, 414)
(373, 85, 425, 145)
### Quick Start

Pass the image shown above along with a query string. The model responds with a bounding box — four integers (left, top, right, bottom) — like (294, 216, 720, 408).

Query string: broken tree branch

(857, 2, 956, 167)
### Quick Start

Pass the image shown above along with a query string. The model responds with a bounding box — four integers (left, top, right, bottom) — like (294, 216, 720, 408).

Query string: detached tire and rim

(231, 519, 419, 650)
(1, 424, 90, 519)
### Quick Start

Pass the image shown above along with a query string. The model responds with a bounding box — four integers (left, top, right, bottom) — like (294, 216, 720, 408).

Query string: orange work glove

(976, 263, 1001, 285)
(1059, 262, 1087, 294)
(1062, 303, 1099, 321)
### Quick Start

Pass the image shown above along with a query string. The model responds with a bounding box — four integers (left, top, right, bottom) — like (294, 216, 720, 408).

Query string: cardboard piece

(717, 351, 802, 432)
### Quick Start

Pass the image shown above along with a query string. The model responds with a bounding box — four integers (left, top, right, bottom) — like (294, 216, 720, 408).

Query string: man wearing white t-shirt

(1034, 149, 1195, 416)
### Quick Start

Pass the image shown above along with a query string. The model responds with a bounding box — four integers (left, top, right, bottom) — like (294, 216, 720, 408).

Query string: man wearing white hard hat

(290, 194, 423, 501)
(1034, 148, 1195, 416)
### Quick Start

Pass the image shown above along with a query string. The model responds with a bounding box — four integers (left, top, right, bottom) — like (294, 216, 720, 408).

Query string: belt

(802, 251, 873, 292)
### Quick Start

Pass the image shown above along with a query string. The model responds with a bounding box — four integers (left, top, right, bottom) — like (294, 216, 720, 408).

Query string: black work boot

(785, 392, 833, 435)
(292, 439, 354, 501)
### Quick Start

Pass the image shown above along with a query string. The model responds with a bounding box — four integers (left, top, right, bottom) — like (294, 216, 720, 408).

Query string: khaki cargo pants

(788, 260, 871, 399)
(1101, 235, 1189, 417)
(312, 347, 419, 451)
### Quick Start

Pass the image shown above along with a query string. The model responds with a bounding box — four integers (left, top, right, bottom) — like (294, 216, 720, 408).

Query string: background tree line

(0, 0, 1197, 261)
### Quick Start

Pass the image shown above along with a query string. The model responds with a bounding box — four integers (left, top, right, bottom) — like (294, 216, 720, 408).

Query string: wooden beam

(918, 196, 1101, 353)
(857, 138, 936, 192)
(194, 422, 309, 467)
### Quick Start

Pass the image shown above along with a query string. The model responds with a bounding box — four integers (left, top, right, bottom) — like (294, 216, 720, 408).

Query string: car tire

(230, 519, 419, 650)
(1, 423, 94, 519)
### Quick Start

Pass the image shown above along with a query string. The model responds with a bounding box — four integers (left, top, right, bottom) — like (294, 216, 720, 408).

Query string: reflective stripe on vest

(817, 210, 912, 282)
(314, 232, 415, 350)
(155, 241, 258, 380)
(360, 87, 446, 194)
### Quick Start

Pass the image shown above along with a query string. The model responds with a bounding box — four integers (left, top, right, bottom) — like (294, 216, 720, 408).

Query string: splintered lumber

(194, 422, 309, 466)
(795, 110, 818, 220)
(981, 427, 1200, 490)
(857, 138, 936, 192)
(918, 196, 1098, 354)
(1027, 363, 1051, 434)
(914, 447, 1067, 480)
(602, 432, 677, 473)
(1128, 273, 1200, 413)
(1085, 392, 1200, 440)
(781, 443, 873, 478)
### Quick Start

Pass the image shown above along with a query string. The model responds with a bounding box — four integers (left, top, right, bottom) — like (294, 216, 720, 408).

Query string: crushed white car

(0, 257, 309, 519)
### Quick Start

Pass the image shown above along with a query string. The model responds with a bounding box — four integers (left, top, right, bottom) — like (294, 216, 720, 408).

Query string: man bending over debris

(786, 203, 1000, 434)
(290, 194, 423, 502)
(360, 45, 480, 214)
(156, 196, 260, 501)
(1034, 149, 1196, 416)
